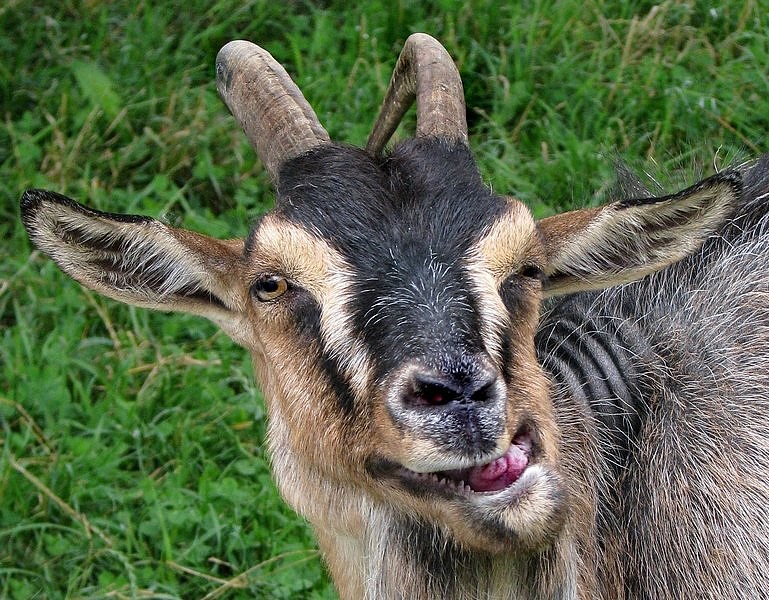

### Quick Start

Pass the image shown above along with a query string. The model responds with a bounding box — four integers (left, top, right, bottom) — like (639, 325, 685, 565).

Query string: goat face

(21, 34, 741, 563)
(249, 139, 565, 553)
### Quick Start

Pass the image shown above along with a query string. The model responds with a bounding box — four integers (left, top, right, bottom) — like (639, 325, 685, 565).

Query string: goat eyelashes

(21, 33, 769, 599)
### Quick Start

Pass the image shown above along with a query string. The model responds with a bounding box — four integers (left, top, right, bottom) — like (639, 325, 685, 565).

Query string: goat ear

(20, 190, 247, 326)
(537, 171, 741, 296)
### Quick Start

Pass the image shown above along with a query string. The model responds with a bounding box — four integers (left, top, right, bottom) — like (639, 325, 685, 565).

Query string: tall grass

(2, 1, 767, 597)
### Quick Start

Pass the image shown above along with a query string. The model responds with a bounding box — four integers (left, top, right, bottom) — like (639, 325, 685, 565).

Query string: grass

(1, 0, 767, 597)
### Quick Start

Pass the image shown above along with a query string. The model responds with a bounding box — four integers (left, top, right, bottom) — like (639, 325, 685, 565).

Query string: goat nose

(401, 368, 500, 409)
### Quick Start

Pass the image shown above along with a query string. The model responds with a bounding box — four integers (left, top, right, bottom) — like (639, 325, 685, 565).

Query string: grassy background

(1, 0, 767, 597)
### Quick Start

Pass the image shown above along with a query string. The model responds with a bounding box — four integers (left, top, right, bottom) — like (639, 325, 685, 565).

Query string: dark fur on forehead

(272, 137, 507, 258)
(270, 138, 509, 377)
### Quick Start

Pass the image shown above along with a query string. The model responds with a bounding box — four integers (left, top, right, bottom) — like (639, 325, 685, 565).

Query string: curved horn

(216, 40, 330, 182)
(366, 33, 467, 156)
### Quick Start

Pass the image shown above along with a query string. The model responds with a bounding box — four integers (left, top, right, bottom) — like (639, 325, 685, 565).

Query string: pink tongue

(467, 444, 528, 492)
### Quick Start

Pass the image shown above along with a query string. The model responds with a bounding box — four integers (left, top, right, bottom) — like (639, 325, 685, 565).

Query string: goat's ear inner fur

(20, 190, 247, 327)
(536, 171, 742, 296)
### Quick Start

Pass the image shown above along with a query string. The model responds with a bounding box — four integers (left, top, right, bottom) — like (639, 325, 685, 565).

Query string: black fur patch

(289, 290, 359, 416)
(537, 298, 648, 471)
(269, 138, 510, 379)
(386, 515, 468, 596)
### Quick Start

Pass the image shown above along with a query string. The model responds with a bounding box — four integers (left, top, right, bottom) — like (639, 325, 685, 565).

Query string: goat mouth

(394, 428, 535, 496)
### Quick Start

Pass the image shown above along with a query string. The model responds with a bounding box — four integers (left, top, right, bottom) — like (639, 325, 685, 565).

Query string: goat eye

(518, 264, 546, 283)
(251, 275, 289, 301)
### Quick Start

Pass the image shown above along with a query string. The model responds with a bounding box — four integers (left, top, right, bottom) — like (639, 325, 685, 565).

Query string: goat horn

(216, 40, 331, 182)
(366, 33, 468, 156)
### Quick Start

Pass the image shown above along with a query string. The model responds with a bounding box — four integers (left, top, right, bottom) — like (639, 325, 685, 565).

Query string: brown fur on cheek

(249, 303, 375, 532)
(505, 294, 561, 464)
(244, 218, 385, 536)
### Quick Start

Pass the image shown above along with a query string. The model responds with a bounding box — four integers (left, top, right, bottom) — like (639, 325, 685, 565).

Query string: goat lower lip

(397, 431, 533, 495)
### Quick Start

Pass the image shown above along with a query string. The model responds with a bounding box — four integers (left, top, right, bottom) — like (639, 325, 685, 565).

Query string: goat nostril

(404, 373, 461, 407)
(417, 383, 455, 406)
(471, 378, 498, 404)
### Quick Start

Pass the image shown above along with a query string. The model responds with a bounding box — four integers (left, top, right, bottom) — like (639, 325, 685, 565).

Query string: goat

(21, 33, 769, 599)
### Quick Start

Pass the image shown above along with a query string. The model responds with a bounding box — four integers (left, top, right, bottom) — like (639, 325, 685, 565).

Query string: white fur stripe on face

(473, 198, 539, 282)
(465, 199, 539, 364)
(461, 261, 510, 365)
(252, 216, 374, 399)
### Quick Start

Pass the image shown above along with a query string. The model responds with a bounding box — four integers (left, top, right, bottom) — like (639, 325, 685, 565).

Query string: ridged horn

(366, 33, 468, 156)
(216, 40, 331, 182)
